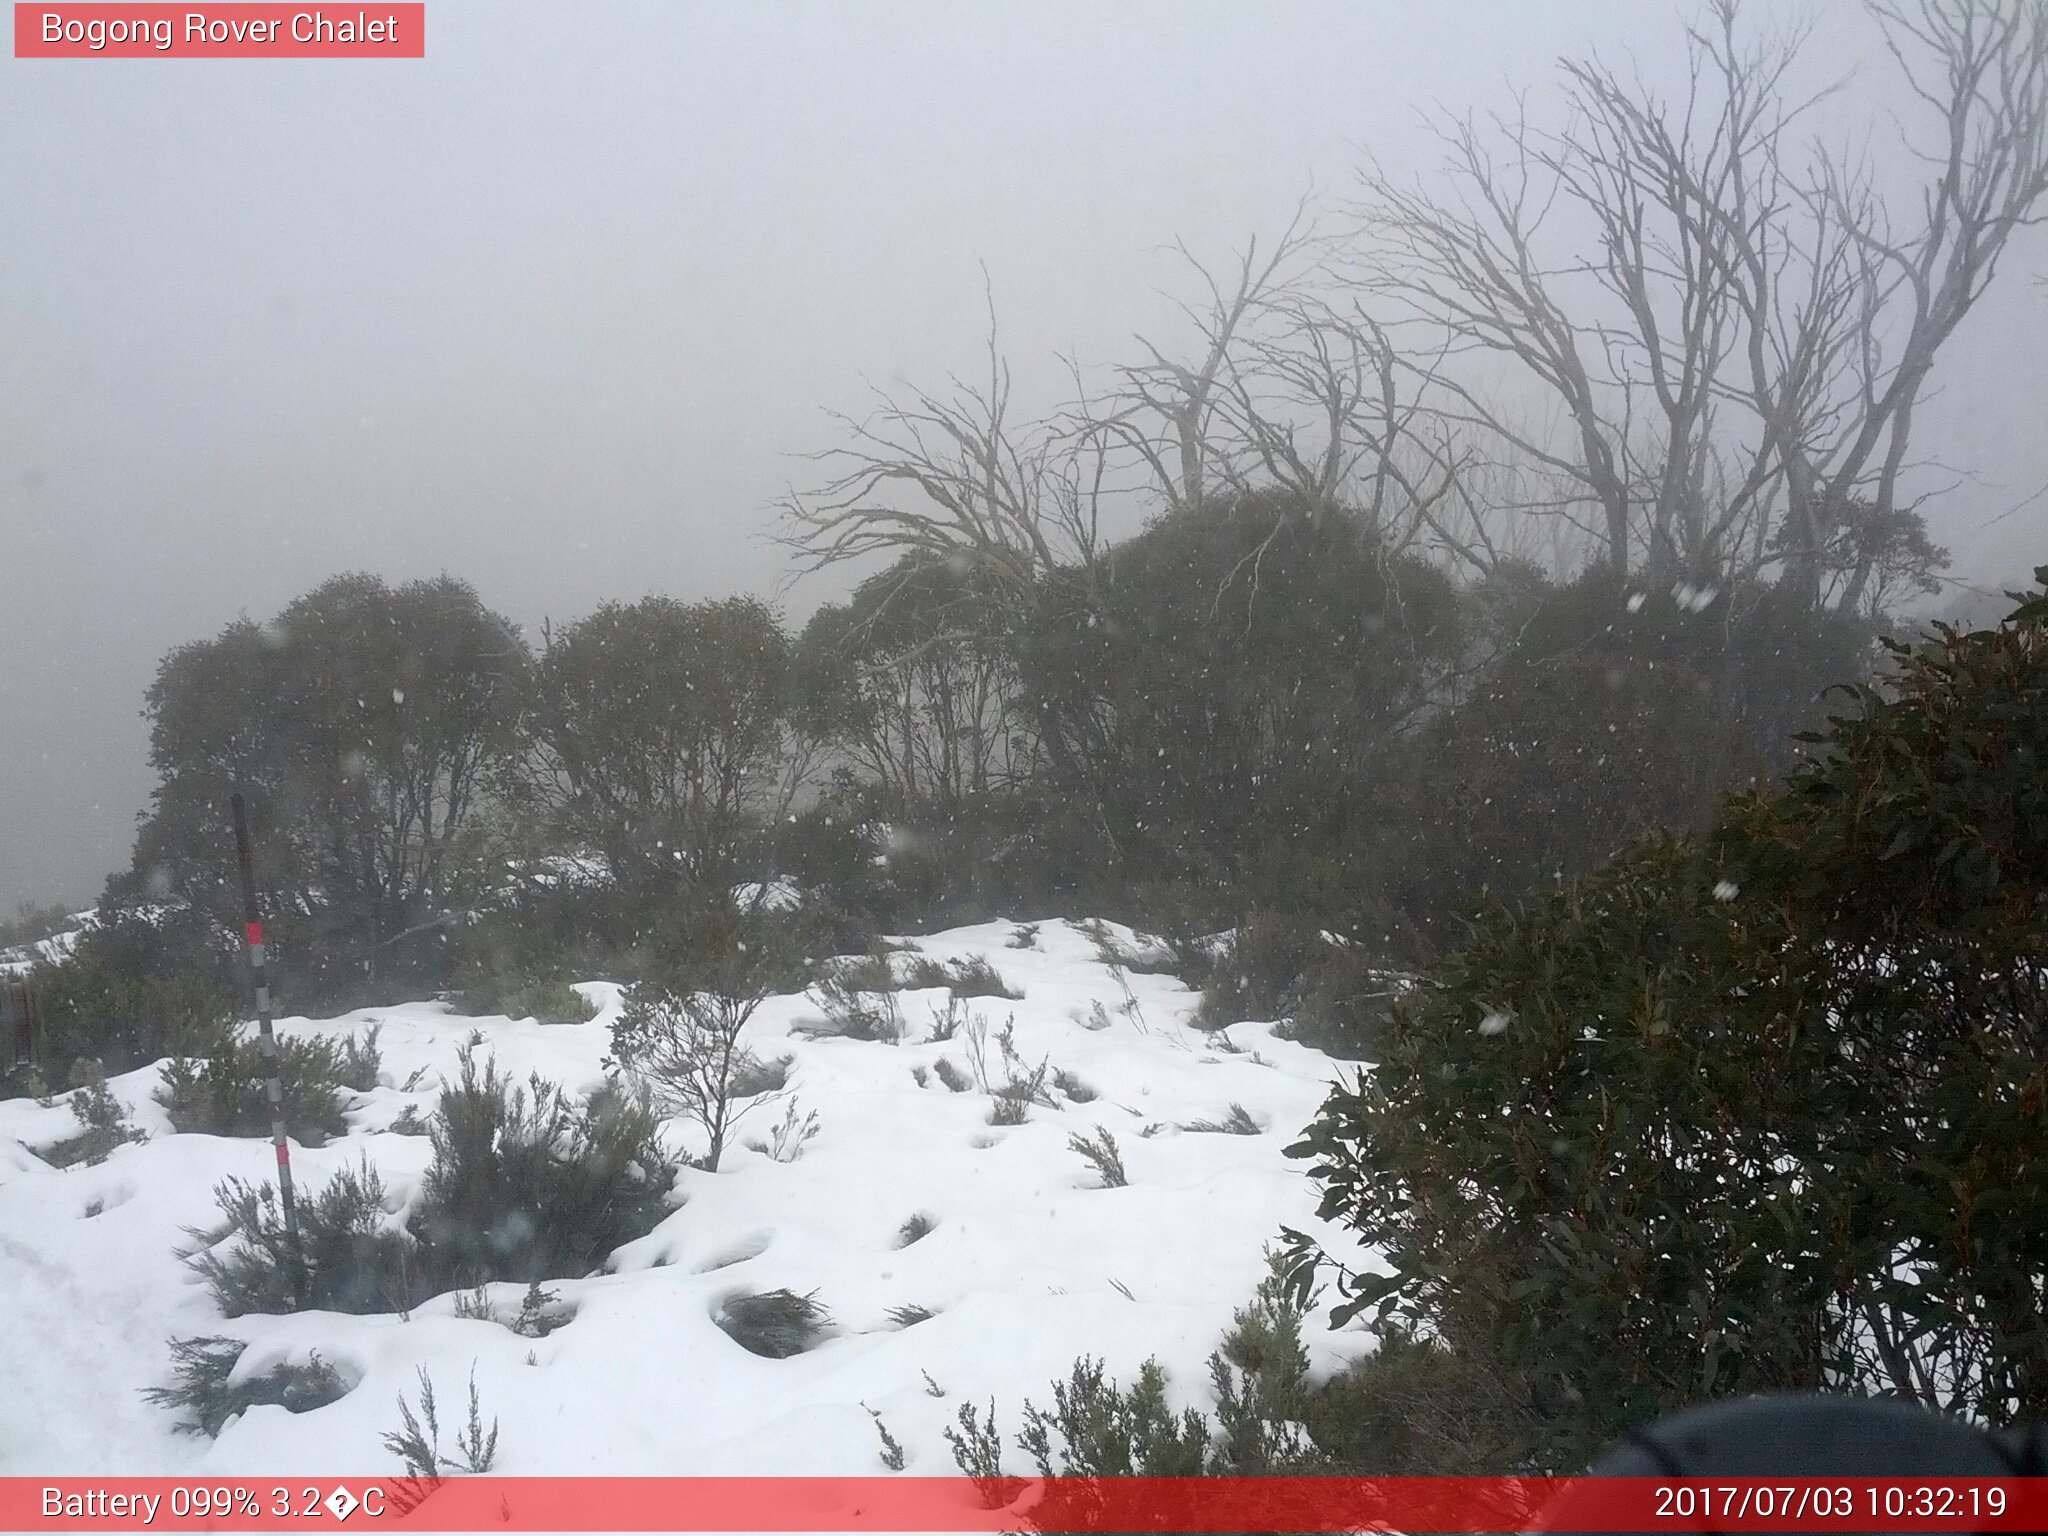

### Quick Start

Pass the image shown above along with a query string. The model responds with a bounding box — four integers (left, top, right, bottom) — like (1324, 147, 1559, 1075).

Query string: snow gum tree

(514, 596, 835, 900)
(119, 573, 530, 1005)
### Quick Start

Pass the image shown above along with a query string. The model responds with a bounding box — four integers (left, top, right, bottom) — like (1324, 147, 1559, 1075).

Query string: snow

(0, 918, 1371, 1478)
(0, 908, 97, 974)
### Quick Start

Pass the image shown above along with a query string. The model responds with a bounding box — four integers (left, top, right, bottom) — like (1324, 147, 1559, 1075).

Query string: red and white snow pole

(231, 792, 304, 1298)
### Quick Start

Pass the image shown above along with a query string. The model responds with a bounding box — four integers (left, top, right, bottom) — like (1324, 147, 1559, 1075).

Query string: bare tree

(1354, 0, 2048, 607)
(612, 977, 786, 1173)
(780, 291, 1107, 623)
(1069, 211, 1323, 515)
(806, 555, 1030, 813)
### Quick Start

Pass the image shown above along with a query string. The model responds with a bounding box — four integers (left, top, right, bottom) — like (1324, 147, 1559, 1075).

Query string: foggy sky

(4, 0, 2045, 913)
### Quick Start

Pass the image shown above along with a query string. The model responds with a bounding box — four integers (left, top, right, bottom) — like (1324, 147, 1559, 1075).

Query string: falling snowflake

(1713, 879, 1740, 902)
(1478, 1009, 1511, 1037)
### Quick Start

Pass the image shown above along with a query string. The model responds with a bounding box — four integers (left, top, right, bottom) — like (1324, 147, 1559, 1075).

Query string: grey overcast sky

(3, 0, 2045, 913)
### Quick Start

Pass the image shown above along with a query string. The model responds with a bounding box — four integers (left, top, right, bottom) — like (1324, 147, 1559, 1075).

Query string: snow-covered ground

(0, 918, 1371, 1477)
(0, 907, 96, 974)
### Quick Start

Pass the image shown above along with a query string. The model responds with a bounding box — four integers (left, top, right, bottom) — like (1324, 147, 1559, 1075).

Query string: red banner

(3, 1476, 2045, 1531)
(13, 4, 423, 57)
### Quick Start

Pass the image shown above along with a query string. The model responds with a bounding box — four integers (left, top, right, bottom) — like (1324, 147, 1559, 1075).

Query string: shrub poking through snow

(716, 1288, 831, 1358)
(926, 994, 967, 1042)
(1067, 1127, 1129, 1188)
(46, 1060, 144, 1167)
(745, 1098, 820, 1162)
(1204, 1254, 1320, 1473)
(189, 1158, 414, 1317)
(1179, 1103, 1260, 1136)
(452, 1279, 574, 1338)
(945, 1270, 1324, 1498)
(384, 1365, 498, 1496)
(1021, 1357, 1208, 1475)
(821, 948, 897, 994)
(614, 966, 785, 1170)
(142, 1337, 348, 1438)
(458, 974, 595, 1026)
(812, 974, 904, 1042)
(728, 1052, 793, 1097)
(948, 955, 1022, 998)
(931, 1058, 971, 1093)
(896, 1212, 935, 1246)
(512, 1281, 569, 1339)
(962, 1014, 1056, 1121)
(1052, 1068, 1097, 1103)
(942, 1401, 1012, 1507)
(411, 1050, 674, 1286)
(887, 1303, 935, 1328)
(993, 1064, 1053, 1124)
(867, 1406, 907, 1470)
(899, 955, 1022, 1000)
(387, 1104, 430, 1136)
(189, 1057, 673, 1315)
(947, 1357, 1209, 1519)
(156, 1027, 381, 1146)
(1078, 920, 1184, 978)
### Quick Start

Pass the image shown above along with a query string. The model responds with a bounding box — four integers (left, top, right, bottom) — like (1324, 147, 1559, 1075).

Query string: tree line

(39, 0, 2048, 1051)
(8, 0, 2046, 1466)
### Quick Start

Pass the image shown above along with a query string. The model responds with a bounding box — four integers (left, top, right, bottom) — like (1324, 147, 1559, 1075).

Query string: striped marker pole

(231, 792, 304, 1303)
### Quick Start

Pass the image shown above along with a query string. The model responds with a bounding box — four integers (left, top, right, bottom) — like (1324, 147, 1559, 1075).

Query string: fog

(4, 0, 2045, 913)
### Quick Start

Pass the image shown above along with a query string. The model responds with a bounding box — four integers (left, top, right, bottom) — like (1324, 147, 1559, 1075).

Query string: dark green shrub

(189, 1159, 416, 1317)
(1009, 1357, 1209, 1477)
(1190, 910, 1332, 1030)
(143, 1337, 349, 1437)
(459, 974, 595, 1026)
(1369, 653, 1762, 957)
(117, 574, 527, 1015)
(1297, 1333, 1537, 1476)
(631, 893, 811, 997)
(1283, 943, 1411, 1060)
(716, 1288, 831, 1358)
(812, 974, 904, 1042)
(613, 937, 785, 1171)
(42, 1059, 145, 1167)
(1052, 1068, 1096, 1103)
(943, 1255, 1365, 1497)
(1019, 492, 1465, 906)
(410, 1050, 675, 1287)
(190, 1054, 677, 1315)
(897, 955, 1021, 999)
(1179, 1104, 1259, 1136)
(516, 595, 809, 903)
(0, 900, 73, 951)
(1204, 1259, 1321, 1474)
(1286, 573, 2048, 1468)
(446, 908, 601, 1023)
(1509, 568, 1876, 767)
(156, 1028, 381, 1145)
(28, 908, 238, 1082)
(1067, 1127, 1128, 1187)
(896, 1213, 935, 1246)
(384, 1366, 498, 1479)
